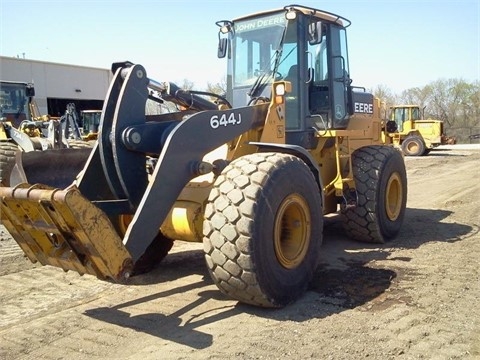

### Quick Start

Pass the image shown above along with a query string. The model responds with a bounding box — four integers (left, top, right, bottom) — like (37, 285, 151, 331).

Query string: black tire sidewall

(343, 146, 407, 243)
(132, 232, 174, 275)
(0, 142, 19, 186)
(109, 215, 173, 275)
(251, 156, 322, 305)
(375, 148, 407, 240)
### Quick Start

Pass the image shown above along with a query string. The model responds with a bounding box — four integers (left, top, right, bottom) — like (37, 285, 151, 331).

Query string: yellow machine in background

(387, 104, 455, 156)
(0, 81, 92, 187)
(80, 109, 102, 141)
(0, 5, 408, 308)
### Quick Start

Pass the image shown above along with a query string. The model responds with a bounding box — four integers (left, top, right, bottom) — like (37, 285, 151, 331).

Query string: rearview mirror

(308, 21, 323, 45)
(218, 37, 228, 58)
(26, 84, 35, 97)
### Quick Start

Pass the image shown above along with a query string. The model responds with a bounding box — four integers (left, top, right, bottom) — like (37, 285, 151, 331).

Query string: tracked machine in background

(0, 5, 407, 308)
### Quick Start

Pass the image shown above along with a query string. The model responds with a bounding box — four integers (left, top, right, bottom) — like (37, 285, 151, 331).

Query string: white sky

(1, 0, 479, 93)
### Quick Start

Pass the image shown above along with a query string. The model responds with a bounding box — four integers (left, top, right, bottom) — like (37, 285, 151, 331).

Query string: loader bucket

(0, 184, 133, 282)
(10, 148, 93, 188)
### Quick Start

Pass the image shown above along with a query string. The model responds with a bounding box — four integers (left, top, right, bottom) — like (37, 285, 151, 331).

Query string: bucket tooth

(0, 184, 133, 283)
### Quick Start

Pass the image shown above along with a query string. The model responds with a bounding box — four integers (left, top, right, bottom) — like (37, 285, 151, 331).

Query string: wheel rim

(406, 140, 419, 154)
(274, 194, 311, 269)
(385, 172, 403, 221)
(118, 214, 133, 235)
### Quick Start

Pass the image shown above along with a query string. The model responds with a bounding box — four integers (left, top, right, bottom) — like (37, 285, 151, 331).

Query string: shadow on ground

(84, 207, 476, 348)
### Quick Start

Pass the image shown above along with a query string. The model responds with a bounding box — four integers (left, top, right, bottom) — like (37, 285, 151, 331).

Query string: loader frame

(0, 5, 407, 308)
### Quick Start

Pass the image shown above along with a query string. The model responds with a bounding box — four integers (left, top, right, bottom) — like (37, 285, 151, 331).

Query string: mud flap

(0, 184, 133, 282)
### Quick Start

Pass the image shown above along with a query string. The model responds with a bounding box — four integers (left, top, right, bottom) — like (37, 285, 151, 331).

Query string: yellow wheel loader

(387, 104, 456, 156)
(80, 109, 102, 141)
(0, 4, 407, 308)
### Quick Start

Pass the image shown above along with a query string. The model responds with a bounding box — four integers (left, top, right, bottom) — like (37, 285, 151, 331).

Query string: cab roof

(232, 4, 351, 28)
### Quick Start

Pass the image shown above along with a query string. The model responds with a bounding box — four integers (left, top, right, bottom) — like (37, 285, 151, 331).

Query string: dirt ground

(0, 145, 479, 360)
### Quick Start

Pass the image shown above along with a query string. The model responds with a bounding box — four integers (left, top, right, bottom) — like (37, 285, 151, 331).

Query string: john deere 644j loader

(0, 4, 407, 308)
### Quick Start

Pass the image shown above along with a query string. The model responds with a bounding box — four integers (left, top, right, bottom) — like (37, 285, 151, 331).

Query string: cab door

(307, 23, 351, 129)
(328, 24, 351, 128)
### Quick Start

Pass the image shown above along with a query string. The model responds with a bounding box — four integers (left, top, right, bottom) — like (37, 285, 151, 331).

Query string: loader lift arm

(0, 63, 268, 281)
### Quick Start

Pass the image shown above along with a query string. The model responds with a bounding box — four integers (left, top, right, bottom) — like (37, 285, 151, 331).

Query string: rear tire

(110, 214, 174, 275)
(342, 146, 407, 243)
(132, 233, 174, 275)
(401, 135, 425, 156)
(203, 152, 323, 307)
(0, 142, 19, 186)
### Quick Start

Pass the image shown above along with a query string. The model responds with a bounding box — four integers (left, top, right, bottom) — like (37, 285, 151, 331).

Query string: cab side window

(308, 30, 329, 118)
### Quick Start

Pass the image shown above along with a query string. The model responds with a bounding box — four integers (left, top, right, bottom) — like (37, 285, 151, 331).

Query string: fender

(249, 141, 324, 206)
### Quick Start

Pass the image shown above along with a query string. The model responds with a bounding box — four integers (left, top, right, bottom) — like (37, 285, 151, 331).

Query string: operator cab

(0, 81, 33, 127)
(390, 105, 422, 132)
(217, 5, 354, 148)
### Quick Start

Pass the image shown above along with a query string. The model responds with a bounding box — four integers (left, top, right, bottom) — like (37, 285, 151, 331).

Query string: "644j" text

(210, 113, 242, 129)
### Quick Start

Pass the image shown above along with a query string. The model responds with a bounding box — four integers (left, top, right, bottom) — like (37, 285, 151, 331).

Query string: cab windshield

(0, 82, 28, 119)
(232, 12, 296, 88)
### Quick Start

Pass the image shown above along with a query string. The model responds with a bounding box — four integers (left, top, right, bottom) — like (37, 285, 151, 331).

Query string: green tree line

(189, 77, 479, 142)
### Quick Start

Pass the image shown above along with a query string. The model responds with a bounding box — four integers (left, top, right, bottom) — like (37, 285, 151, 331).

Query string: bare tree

(181, 79, 195, 91)
(424, 79, 479, 128)
(400, 85, 432, 111)
(370, 84, 398, 119)
(372, 84, 396, 105)
(206, 77, 227, 96)
(396, 79, 479, 133)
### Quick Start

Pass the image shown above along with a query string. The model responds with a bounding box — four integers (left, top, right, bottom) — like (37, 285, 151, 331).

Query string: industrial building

(0, 56, 112, 117)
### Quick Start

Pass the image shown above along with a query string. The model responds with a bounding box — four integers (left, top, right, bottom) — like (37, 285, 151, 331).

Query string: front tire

(203, 153, 323, 308)
(342, 146, 407, 243)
